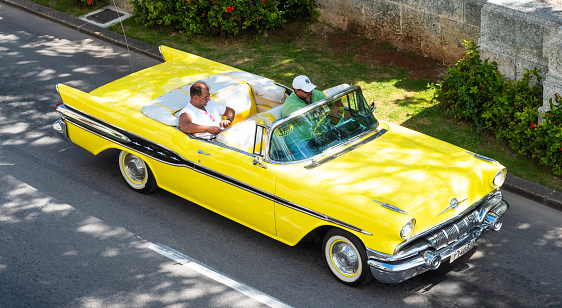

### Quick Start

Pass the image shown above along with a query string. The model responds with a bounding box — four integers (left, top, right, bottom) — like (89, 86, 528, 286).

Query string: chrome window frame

(262, 85, 379, 165)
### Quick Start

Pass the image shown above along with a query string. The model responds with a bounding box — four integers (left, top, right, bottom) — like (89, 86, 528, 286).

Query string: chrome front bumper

(367, 192, 509, 284)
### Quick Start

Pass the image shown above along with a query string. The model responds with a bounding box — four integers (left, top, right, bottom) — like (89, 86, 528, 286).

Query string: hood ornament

(438, 197, 468, 216)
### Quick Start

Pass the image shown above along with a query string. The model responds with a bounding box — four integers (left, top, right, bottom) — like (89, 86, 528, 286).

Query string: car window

(269, 89, 378, 162)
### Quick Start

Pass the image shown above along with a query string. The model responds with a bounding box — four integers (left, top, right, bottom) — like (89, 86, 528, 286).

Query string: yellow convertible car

(53, 46, 509, 286)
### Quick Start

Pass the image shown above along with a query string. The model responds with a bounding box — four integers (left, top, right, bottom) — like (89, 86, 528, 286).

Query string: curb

(2, 0, 561, 211)
(503, 174, 562, 210)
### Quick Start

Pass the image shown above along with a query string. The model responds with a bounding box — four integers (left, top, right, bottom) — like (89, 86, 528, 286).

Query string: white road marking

(150, 243, 293, 308)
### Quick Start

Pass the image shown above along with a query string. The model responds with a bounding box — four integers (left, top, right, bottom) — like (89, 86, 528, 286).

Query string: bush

(532, 94, 562, 175)
(432, 41, 562, 175)
(131, 0, 318, 36)
(433, 42, 506, 132)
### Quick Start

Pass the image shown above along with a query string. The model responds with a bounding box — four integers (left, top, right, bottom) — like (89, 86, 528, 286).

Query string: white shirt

(178, 98, 226, 139)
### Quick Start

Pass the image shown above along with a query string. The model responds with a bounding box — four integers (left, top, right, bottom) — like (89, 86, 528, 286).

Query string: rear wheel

(118, 150, 157, 193)
(323, 228, 372, 286)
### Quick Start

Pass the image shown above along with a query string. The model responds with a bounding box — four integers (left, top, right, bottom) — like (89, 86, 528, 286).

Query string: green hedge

(130, 0, 319, 36)
(432, 42, 562, 175)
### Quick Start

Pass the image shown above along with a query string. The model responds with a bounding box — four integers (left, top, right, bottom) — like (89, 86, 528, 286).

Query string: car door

(185, 139, 278, 238)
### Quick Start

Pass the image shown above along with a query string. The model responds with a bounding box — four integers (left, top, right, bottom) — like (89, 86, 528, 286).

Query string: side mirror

(370, 102, 376, 112)
(253, 155, 267, 169)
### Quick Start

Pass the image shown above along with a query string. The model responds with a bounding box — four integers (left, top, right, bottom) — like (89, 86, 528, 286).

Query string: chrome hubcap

(124, 154, 146, 183)
(331, 241, 359, 276)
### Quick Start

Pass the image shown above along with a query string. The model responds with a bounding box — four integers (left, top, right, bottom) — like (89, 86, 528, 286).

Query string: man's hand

(219, 119, 232, 128)
(206, 126, 222, 135)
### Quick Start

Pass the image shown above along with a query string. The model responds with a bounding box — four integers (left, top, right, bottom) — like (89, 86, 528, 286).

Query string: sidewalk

(2, 0, 562, 210)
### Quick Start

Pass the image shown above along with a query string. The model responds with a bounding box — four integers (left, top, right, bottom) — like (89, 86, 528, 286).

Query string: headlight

(492, 168, 506, 188)
(400, 219, 416, 239)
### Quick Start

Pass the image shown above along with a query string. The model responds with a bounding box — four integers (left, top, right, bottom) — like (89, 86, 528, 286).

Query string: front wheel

(323, 228, 372, 286)
(118, 150, 157, 193)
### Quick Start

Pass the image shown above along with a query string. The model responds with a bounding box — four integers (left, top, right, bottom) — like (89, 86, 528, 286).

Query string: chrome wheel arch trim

(55, 103, 371, 236)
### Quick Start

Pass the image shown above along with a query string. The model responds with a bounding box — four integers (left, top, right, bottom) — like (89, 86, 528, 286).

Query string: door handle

(197, 150, 210, 156)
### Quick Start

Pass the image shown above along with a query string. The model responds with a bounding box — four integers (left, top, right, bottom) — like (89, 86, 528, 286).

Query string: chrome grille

(427, 211, 479, 249)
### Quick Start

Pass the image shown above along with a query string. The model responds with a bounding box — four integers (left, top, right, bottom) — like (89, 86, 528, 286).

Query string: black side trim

(59, 104, 371, 235)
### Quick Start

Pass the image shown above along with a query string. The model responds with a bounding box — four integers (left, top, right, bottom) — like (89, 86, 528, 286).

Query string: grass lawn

(33, 0, 562, 191)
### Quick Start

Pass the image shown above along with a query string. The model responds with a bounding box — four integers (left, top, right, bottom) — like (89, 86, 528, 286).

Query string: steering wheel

(313, 107, 345, 135)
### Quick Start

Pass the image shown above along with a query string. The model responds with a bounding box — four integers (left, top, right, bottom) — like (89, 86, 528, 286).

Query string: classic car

(53, 45, 509, 286)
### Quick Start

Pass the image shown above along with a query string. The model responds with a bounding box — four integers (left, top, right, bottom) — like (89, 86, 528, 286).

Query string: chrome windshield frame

(262, 85, 379, 165)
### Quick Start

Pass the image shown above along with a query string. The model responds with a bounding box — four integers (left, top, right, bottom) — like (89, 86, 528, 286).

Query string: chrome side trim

(56, 104, 370, 236)
(372, 199, 407, 215)
(57, 105, 131, 143)
(56, 104, 187, 166)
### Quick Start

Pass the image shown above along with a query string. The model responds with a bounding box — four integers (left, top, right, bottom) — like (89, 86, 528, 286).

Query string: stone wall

(316, 0, 562, 114)
(113, 0, 133, 13)
(475, 0, 562, 114)
(316, 0, 487, 65)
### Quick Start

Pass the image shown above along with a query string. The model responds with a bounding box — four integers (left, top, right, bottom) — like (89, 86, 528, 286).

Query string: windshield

(269, 88, 378, 162)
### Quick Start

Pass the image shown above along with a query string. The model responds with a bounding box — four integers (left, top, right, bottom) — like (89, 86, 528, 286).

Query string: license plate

(449, 240, 475, 263)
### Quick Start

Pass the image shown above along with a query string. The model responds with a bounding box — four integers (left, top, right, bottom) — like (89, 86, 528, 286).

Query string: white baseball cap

(292, 75, 317, 92)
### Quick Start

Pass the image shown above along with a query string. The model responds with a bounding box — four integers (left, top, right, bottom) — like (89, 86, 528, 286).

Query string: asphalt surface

(1, 2, 562, 307)
(0, 0, 560, 207)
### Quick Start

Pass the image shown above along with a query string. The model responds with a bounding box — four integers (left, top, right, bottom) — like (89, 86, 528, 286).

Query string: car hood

(303, 122, 496, 233)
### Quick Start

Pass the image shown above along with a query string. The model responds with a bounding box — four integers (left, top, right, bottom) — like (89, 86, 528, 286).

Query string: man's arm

(219, 106, 236, 128)
(179, 113, 222, 135)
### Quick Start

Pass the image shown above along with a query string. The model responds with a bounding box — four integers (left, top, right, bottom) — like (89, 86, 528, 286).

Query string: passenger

(178, 81, 235, 140)
(281, 75, 326, 117)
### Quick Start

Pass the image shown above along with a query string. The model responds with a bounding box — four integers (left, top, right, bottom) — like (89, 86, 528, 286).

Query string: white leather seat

(215, 116, 266, 153)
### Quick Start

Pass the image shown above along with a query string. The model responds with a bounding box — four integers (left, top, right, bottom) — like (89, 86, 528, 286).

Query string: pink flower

(531, 123, 536, 129)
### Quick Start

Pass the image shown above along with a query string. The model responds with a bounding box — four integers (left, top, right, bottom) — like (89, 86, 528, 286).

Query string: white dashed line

(150, 243, 293, 308)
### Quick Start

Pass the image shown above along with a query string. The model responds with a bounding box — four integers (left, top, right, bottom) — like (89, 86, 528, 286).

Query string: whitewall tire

(323, 228, 372, 286)
(118, 150, 157, 193)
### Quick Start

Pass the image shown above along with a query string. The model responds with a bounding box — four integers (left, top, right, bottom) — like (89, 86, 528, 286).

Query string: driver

(281, 75, 326, 117)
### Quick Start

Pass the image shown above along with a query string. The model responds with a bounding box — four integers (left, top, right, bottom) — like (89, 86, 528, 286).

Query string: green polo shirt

(281, 89, 326, 117)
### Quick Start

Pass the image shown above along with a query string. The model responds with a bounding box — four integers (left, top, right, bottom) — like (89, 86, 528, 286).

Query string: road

(1, 3, 561, 307)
